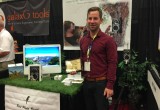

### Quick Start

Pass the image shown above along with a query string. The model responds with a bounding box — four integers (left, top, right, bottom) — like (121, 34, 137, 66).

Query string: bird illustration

(26, 96, 30, 104)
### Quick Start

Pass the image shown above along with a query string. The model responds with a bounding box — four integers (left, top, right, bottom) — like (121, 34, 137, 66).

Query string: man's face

(86, 11, 102, 32)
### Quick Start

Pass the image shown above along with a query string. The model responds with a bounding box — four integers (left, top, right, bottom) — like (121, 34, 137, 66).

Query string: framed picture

(28, 64, 42, 81)
(65, 59, 81, 73)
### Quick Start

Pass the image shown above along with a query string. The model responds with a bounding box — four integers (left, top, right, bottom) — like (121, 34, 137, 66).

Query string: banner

(5, 85, 60, 110)
(0, 0, 50, 36)
(63, 0, 132, 51)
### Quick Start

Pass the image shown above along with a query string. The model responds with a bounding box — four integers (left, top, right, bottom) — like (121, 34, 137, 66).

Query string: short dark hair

(87, 7, 102, 19)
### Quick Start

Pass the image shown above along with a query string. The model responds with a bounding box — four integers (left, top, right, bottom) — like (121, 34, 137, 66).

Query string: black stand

(113, 87, 125, 110)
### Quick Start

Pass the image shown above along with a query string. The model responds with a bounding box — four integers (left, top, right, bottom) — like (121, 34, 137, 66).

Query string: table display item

(28, 64, 42, 81)
(65, 58, 81, 73)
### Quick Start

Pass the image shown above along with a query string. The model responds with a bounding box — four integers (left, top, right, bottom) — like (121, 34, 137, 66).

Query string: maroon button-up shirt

(80, 29, 118, 89)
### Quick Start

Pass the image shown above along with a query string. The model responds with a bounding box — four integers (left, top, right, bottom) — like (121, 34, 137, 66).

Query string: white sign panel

(5, 85, 60, 110)
(148, 71, 160, 110)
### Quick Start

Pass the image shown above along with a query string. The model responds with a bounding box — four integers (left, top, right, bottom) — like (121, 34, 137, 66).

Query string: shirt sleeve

(1, 34, 11, 52)
(106, 37, 118, 89)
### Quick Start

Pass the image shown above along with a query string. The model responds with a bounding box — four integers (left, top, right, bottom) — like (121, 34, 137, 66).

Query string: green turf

(0, 75, 82, 96)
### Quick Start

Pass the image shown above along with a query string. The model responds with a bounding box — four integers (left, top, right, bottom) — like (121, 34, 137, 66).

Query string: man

(0, 20, 15, 75)
(80, 7, 118, 110)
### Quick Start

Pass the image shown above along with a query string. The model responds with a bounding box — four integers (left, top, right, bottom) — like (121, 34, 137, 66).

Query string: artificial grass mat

(0, 75, 82, 96)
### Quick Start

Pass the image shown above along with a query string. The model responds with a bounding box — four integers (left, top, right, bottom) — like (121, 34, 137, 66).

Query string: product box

(8, 63, 24, 78)
(28, 64, 42, 81)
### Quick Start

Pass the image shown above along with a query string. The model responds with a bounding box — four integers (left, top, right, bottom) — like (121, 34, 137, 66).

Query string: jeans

(83, 80, 109, 110)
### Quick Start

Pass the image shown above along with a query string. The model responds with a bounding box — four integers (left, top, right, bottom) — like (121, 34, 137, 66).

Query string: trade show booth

(0, 0, 160, 110)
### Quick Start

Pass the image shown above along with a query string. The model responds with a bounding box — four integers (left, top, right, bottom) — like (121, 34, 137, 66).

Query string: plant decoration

(118, 50, 156, 104)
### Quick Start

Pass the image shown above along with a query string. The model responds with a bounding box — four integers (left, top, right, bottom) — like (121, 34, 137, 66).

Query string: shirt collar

(1, 28, 5, 32)
(86, 29, 103, 38)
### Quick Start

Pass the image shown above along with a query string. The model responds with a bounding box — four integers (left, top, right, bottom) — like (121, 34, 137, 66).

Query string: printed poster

(63, 0, 132, 51)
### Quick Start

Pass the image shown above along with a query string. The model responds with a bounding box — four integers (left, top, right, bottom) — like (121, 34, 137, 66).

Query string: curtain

(131, 0, 160, 64)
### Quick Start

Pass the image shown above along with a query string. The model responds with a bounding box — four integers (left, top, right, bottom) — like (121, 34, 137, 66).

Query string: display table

(0, 75, 85, 110)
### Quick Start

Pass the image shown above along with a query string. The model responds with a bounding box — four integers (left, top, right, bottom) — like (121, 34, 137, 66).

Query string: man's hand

(104, 88, 113, 98)
(0, 51, 9, 58)
(70, 71, 77, 75)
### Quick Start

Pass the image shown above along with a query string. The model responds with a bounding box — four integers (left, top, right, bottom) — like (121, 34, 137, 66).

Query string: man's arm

(106, 37, 118, 89)
(0, 51, 9, 58)
(104, 37, 118, 98)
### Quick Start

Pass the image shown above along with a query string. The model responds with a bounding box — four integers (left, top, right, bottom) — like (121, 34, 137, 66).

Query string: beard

(88, 24, 99, 33)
